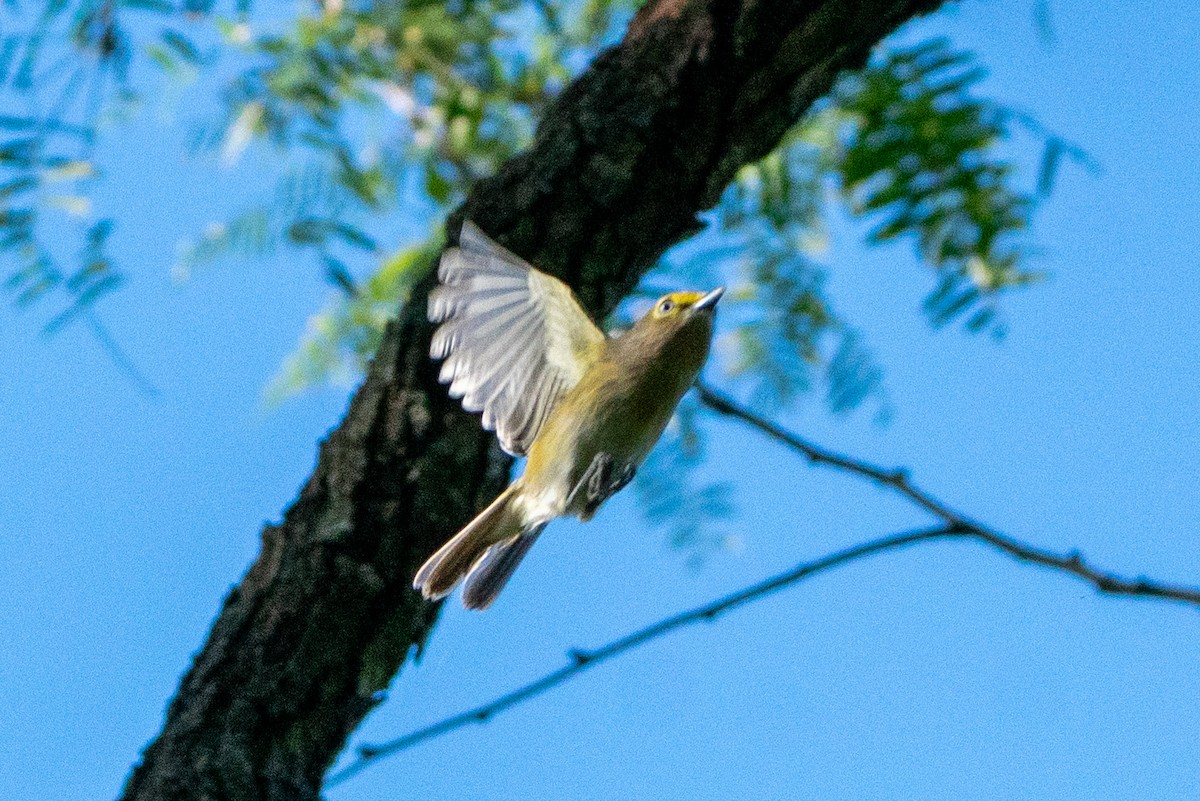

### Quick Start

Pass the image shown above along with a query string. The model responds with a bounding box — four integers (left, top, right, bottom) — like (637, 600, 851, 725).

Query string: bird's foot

(571, 453, 637, 520)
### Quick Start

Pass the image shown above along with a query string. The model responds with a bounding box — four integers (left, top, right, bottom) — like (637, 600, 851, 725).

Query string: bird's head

(626, 287, 724, 363)
(645, 287, 724, 323)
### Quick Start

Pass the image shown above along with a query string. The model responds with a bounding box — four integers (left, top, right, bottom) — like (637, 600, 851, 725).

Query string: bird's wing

(429, 221, 605, 456)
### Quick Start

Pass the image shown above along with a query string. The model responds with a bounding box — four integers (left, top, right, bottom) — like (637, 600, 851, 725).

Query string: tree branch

(695, 382, 1200, 607)
(328, 488, 1198, 786)
(327, 524, 962, 787)
(323, 385, 1199, 785)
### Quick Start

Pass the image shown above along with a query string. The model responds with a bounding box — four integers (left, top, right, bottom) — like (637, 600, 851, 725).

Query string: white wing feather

(429, 221, 605, 456)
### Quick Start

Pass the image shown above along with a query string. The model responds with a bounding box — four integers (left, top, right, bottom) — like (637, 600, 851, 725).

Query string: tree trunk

(119, 0, 946, 798)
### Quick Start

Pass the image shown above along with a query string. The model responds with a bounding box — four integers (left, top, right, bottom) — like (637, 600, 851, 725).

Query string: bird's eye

(658, 299, 675, 314)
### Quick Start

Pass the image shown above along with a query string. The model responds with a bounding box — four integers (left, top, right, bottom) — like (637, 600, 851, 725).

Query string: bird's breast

(521, 346, 703, 517)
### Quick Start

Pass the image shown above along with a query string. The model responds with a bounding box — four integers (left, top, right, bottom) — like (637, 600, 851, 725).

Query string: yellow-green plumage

(414, 222, 721, 609)
(524, 297, 714, 520)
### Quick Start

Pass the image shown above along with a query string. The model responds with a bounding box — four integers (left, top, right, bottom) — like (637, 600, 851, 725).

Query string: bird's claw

(572, 453, 636, 520)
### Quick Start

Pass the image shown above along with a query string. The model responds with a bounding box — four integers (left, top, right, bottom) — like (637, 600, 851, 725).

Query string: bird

(413, 221, 723, 609)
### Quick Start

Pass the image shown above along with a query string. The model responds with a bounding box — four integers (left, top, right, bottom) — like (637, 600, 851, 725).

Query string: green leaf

(1038, 137, 1064, 196)
(17, 275, 59, 306)
(0, 115, 36, 130)
(328, 222, 377, 252)
(161, 30, 201, 64)
(323, 256, 357, 296)
(0, 208, 35, 229)
(0, 36, 18, 85)
(0, 137, 39, 166)
(0, 176, 37, 198)
(44, 274, 125, 333)
(424, 167, 452, 204)
(120, 0, 175, 12)
(287, 218, 328, 245)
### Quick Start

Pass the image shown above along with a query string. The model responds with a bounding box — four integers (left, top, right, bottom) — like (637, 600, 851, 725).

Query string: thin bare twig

(327, 524, 962, 787)
(325, 384, 1199, 787)
(695, 382, 1200, 607)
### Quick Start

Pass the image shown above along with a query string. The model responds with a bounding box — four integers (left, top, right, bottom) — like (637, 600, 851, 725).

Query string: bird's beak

(693, 286, 725, 312)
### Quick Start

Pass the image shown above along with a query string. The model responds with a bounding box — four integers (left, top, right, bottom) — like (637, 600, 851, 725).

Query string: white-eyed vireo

(414, 221, 723, 609)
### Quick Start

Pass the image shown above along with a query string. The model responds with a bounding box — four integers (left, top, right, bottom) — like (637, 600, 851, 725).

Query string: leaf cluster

(0, 0, 137, 330)
(622, 38, 1085, 551)
(833, 38, 1041, 333)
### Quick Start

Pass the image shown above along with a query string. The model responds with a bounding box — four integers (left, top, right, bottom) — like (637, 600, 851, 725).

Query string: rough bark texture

(120, 0, 945, 798)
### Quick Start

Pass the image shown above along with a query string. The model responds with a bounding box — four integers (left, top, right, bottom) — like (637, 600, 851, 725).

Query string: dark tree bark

(120, 0, 946, 798)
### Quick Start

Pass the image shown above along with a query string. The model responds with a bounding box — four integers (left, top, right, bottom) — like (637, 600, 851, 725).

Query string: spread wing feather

(429, 221, 605, 456)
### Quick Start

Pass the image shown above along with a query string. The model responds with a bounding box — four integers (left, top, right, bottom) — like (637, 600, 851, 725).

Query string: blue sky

(2, 0, 1198, 799)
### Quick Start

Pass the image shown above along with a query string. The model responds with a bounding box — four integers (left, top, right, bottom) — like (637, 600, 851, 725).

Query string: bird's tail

(413, 482, 541, 609)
